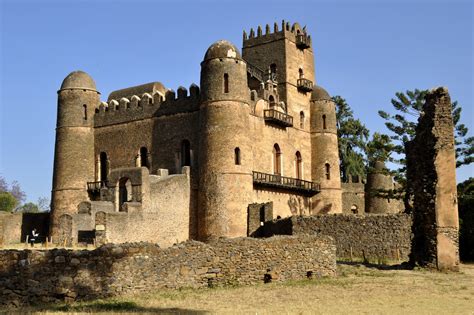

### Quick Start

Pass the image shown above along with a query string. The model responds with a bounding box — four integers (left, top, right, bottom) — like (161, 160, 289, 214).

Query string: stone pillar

(406, 87, 459, 271)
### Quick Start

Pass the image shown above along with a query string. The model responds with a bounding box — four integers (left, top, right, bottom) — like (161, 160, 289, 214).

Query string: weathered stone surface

(0, 236, 335, 308)
(406, 87, 460, 271)
(261, 214, 412, 261)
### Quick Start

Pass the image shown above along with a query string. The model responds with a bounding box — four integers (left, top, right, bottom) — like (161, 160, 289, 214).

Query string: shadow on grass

(337, 260, 413, 271)
(23, 300, 207, 314)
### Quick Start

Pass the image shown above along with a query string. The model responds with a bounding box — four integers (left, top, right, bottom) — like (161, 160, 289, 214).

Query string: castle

(50, 21, 397, 246)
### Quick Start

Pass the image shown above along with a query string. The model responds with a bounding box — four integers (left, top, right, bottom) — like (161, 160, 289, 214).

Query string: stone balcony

(264, 109, 293, 128)
(252, 171, 320, 196)
(297, 78, 313, 92)
(296, 34, 311, 49)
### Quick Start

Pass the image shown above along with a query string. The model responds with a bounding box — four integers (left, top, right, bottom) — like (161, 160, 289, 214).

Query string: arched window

(235, 147, 241, 165)
(351, 205, 358, 214)
(300, 111, 305, 129)
(118, 177, 132, 211)
(296, 151, 302, 179)
(140, 147, 148, 168)
(83, 104, 87, 120)
(325, 163, 331, 180)
(269, 95, 276, 109)
(322, 115, 327, 129)
(270, 63, 277, 81)
(99, 152, 108, 183)
(181, 140, 191, 167)
(299, 68, 304, 79)
(259, 207, 265, 226)
(273, 144, 281, 175)
(224, 73, 229, 93)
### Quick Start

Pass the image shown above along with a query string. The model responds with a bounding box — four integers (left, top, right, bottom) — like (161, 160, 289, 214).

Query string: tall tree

(378, 89, 473, 183)
(333, 96, 369, 181)
(0, 176, 26, 208)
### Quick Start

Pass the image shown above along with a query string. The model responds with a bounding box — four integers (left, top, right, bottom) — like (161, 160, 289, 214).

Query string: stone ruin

(406, 87, 459, 271)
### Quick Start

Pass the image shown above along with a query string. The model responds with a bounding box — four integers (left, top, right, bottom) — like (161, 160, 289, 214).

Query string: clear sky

(0, 0, 472, 203)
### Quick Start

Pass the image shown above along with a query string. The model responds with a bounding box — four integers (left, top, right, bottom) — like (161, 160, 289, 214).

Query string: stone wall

(260, 214, 412, 261)
(0, 213, 50, 246)
(0, 235, 336, 308)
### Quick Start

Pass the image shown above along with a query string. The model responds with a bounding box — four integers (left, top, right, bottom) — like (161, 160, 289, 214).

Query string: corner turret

(51, 70, 99, 244)
(198, 40, 252, 240)
(310, 85, 342, 213)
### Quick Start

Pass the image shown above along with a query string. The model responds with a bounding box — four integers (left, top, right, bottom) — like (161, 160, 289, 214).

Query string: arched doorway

(99, 152, 108, 183)
(118, 177, 132, 211)
(296, 151, 302, 179)
(181, 140, 191, 167)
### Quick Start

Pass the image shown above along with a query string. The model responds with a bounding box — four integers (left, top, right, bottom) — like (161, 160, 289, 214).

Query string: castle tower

(198, 40, 253, 241)
(242, 21, 315, 119)
(365, 161, 396, 213)
(310, 85, 342, 213)
(51, 71, 99, 239)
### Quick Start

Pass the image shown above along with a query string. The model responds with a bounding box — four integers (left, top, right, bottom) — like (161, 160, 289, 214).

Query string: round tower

(51, 71, 99, 239)
(310, 85, 342, 213)
(198, 40, 253, 241)
(365, 160, 395, 213)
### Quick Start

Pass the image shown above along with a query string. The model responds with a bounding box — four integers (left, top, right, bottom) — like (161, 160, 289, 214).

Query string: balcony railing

(264, 109, 293, 127)
(296, 34, 311, 49)
(87, 181, 108, 193)
(252, 171, 320, 195)
(297, 78, 313, 92)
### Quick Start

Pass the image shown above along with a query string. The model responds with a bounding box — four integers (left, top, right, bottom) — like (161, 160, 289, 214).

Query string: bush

(0, 192, 18, 212)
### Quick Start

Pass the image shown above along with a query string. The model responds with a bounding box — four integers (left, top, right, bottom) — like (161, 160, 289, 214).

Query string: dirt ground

(17, 263, 474, 314)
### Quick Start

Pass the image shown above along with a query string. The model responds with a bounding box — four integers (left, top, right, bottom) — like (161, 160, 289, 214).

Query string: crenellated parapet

(243, 20, 311, 49)
(94, 83, 200, 127)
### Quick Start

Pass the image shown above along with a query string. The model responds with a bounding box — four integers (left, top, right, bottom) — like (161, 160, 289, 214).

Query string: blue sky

(0, 0, 472, 203)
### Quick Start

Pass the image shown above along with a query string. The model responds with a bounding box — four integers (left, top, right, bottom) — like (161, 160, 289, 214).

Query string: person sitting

(30, 228, 39, 247)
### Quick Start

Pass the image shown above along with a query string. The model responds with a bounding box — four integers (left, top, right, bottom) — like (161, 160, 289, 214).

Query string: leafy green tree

(365, 132, 395, 167)
(16, 202, 40, 213)
(378, 89, 473, 183)
(0, 192, 18, 212)
(333, 96, 369, 182)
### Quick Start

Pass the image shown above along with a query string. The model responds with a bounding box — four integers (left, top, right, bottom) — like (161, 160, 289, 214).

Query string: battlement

(243, 20, 311, 49)
(94, 83, 200, 127)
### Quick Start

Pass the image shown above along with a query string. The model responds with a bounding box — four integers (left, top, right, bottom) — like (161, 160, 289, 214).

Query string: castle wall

(94, 169, 191, 247)
(248, 113, 313, 218)
(261, 214, 413, 262)
(341, 182, 365, 214)
(0, 236, 336, 308)
(0, 213, 22, 246)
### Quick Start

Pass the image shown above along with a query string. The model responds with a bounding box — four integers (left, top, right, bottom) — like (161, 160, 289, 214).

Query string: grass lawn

(13, 263, 474, 314)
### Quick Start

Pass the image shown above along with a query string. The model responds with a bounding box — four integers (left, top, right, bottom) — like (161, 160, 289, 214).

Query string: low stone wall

(0, 235, 335, 308)
(261, 214, 412, 261)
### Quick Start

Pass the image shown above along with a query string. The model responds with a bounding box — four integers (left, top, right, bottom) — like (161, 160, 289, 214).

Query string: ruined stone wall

(0, 213, 22, 246)
(406, 87, 459, 271)
(96, 171, 191, 247)
(341, 182, 365, 214)
(261, 214, 412, 261)
(0, 236, 336, 308)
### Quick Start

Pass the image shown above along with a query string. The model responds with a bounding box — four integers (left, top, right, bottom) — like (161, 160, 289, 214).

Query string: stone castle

(51, 21, 399, 246)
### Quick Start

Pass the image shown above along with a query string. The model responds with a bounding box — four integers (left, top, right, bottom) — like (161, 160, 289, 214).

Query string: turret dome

(311, 85, 331, 101)
(203, 40, 242, 62)
(60, 70, 97, 91)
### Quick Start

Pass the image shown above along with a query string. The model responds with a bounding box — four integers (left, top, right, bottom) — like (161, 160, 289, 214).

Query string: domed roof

(373, 160, 387, 171)
(203, 40, 242, 61)
(60, 70, 97, 91)
(311, 85, 331, 101)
